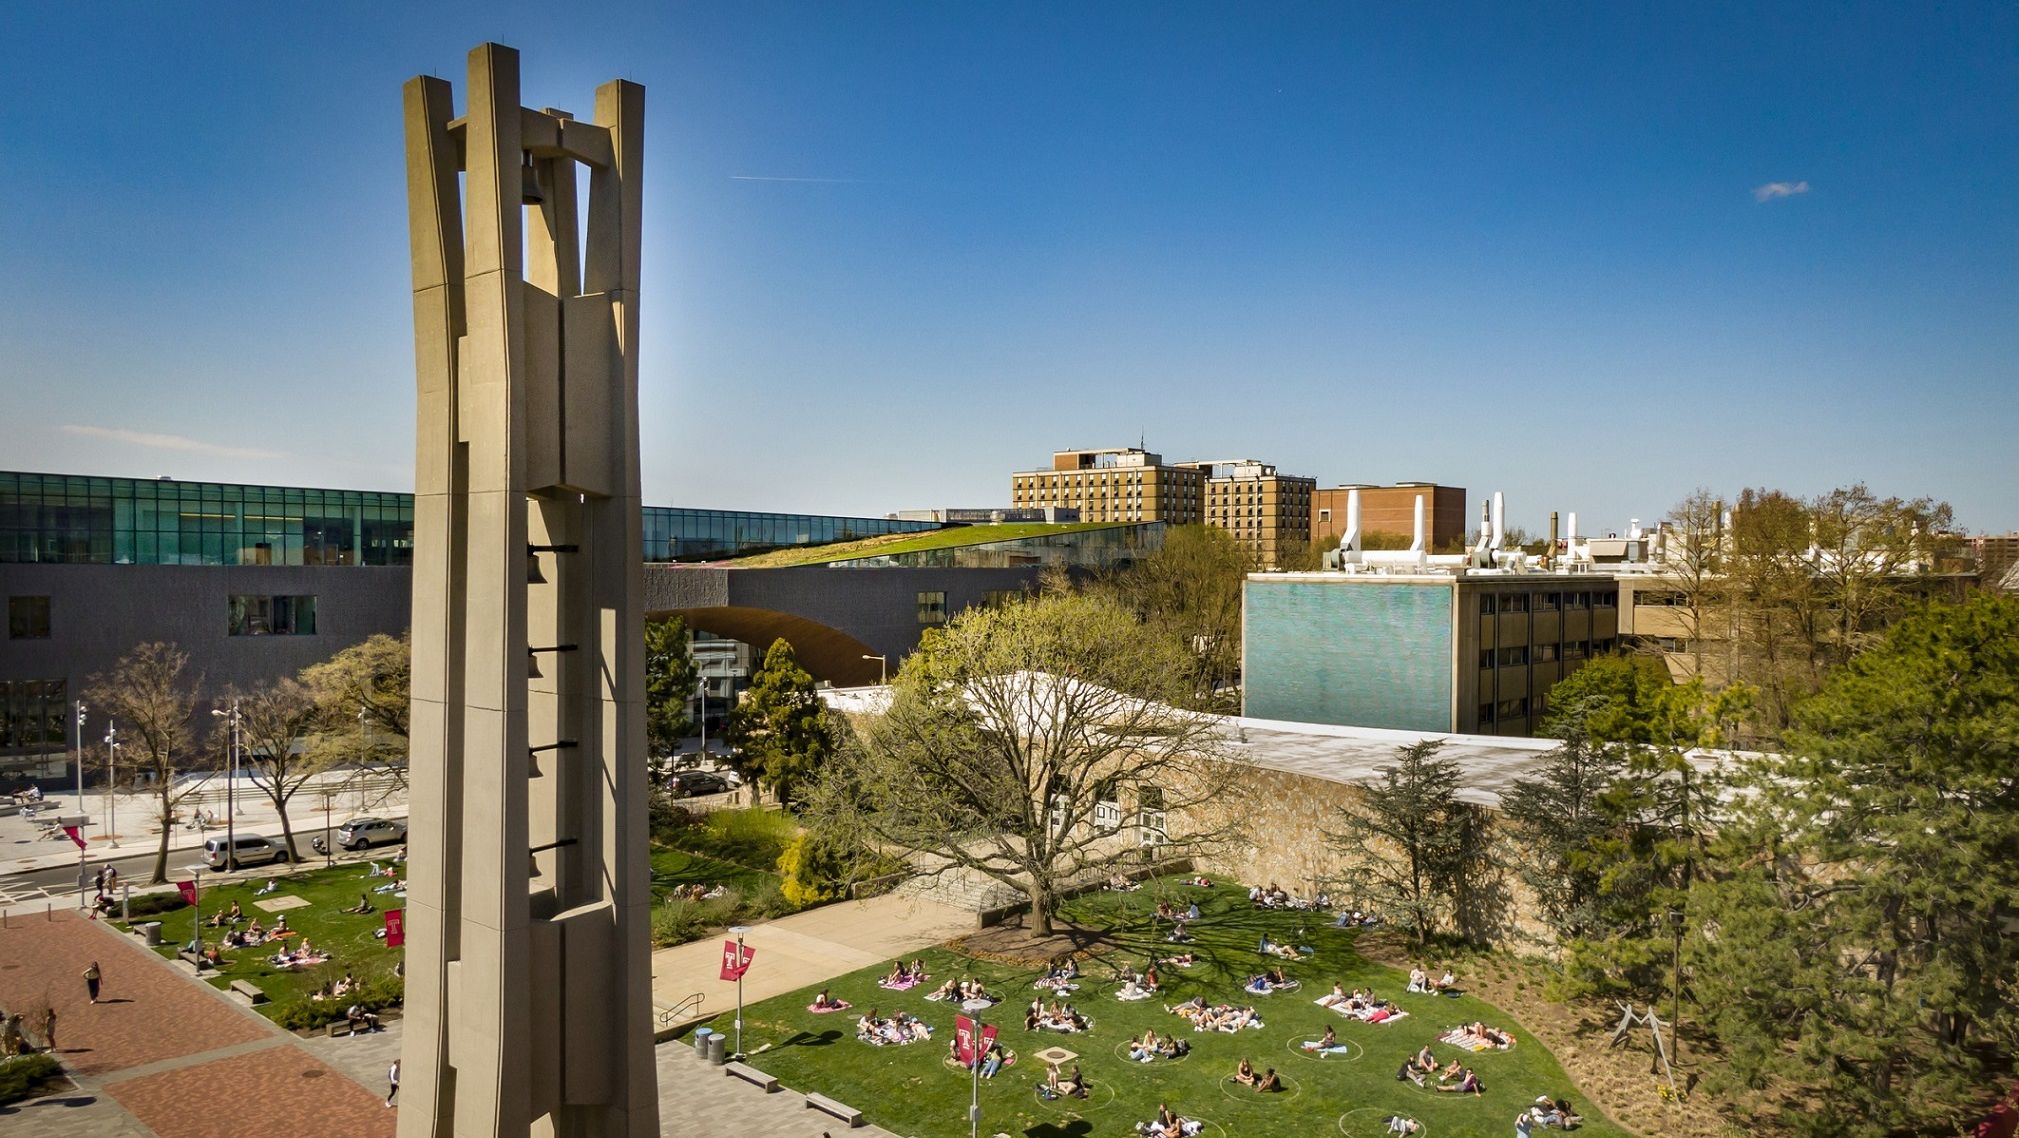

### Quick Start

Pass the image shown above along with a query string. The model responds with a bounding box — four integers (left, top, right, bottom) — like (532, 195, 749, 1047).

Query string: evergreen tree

(643, 616, 698, 758)
(723, 639, 834, 805)
(1691, 595, 2019, 1136)
(1497, 724, 1624, 945)
(1329, 740, 1481, 946)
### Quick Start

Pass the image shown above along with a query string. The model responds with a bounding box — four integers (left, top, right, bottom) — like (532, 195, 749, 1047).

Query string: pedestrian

(39, 1006, 56, 1052)
(104, 866, 118, 894)
(93, 866, 106, 894)
(385, 1058, 400, 1107)
(83, 961, 101, 1004)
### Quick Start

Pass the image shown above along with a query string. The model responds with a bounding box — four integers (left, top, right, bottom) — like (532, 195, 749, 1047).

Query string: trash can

(692, 1028, 715, 1058)
(705, 1032, 727, 1066)
(139, 921, 163, 946)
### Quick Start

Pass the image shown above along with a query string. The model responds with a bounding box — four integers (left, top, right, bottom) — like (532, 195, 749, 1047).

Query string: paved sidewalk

(0, 911, 395, 1138)
(655, 1026, 908, 1138)
(650, 891, 975, 1030)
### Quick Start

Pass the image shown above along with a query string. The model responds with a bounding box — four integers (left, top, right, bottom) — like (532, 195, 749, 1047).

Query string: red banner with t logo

(954, 1014, 976, 1064)
(384, 909, 405, 947)
(719, 939, 754, 981)
(176, 880, 197, 905)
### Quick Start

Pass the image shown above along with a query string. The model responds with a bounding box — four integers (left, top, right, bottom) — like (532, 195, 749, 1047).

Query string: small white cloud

(61, 424, 286, 461)
(729, 175, 868, 184)
(1754, 180, 1811, 203)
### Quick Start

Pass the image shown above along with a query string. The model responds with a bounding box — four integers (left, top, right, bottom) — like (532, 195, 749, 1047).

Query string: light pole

(696, 676, 708, 759)
(102, 725, 120, 845)
(729, 924, 748, 1060)
(190, 864, 202, 959)
(861, 654, 887, 685)
(210, 703, 240, 871)
(73, 701, 87, 838)
(321, 791, 335, 868)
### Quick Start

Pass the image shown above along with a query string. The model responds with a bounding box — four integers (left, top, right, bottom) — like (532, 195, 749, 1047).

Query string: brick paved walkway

(0, 911, 393, 1138)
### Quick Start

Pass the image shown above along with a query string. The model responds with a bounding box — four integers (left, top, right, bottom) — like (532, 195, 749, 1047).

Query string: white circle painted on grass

(1338, 1106, 1428, 1138)
(1112, 1038, 1193, 1065)
(1029, 1076, 1117, 1113)
(1285, 1032, 1363, 1063)
(1216, 1071, 1302, 1103)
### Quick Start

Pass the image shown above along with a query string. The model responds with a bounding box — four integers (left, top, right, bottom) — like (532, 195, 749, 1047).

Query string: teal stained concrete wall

(1243, 579, 1453, 731)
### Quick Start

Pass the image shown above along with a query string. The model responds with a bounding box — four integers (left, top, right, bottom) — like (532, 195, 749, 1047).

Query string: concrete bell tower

(399, 43, 657, 1138)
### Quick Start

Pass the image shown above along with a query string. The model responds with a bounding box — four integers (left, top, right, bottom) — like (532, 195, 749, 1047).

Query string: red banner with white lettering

(61, 825, 86, 850)
(954, 1014, 976, 1065)
(719, 939, 754, 981)
(384, 909, 405, 948)
(176, 880, 197, 905)
(981, 1022, 998, 1050)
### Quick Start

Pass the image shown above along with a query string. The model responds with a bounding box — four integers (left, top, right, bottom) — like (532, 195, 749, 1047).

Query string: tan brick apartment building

(1010, 447, 1314, 566)
(1311, 483, 1468, 550)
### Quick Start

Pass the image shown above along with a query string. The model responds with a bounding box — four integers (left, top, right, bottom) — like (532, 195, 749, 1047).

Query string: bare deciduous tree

(806, 589, 1248, 936)
(85, 643, 208, 884)
(225, 678, 328, 861)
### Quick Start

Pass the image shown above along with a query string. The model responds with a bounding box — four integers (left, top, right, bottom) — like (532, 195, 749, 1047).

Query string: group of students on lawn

(828, 882, 1584, 1132)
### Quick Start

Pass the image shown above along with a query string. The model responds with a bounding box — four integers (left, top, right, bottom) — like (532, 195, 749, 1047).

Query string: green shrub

(649, 893, 742, 948)
(0, 1053, 62, 1105)
(777, 834, 848, 908)
(124, 892, 189, 917)
(660, 808, 797, 871)
(264, 969, 404, 1032)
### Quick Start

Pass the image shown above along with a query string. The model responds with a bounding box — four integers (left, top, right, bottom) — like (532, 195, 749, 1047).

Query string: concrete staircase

(890, 863, 1024, 914)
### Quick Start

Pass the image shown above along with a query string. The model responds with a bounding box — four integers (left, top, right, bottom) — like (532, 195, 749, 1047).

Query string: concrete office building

(1243, 490, 1619, 736)
(1011, 446, 1315, 566)
(1312, 483, 1467, 550)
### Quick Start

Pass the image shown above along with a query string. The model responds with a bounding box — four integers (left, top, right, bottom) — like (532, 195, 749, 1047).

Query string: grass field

(727, 523, 1125, 568)
(722, 884, 1626, 1138)
(120, 858, 406, 1009)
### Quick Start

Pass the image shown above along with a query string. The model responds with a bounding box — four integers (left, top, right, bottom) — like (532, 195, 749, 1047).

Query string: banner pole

(971, 1014, 980, 1138)
(730, 925, 749, 1059)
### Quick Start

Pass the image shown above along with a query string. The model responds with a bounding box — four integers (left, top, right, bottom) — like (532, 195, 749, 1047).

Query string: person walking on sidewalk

(385, 1058, 400, 1107)
(83, 961, 101, 1004)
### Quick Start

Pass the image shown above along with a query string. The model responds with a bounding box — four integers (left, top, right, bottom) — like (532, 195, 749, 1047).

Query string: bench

(805, 1092, 862, 1127)
(325, 1021, 353, 1038)
(723, 1061, 778, 1093)
(228, 979, 267, 1005)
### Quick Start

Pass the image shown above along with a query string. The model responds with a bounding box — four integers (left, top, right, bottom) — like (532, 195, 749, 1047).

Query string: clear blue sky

(4, 3, 2015, 533)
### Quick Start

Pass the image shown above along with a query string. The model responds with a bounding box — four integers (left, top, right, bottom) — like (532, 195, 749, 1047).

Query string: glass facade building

(0, 472, 942, 567)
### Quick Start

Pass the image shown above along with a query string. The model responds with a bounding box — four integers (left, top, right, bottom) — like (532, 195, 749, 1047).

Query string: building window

(916, 591, 947, 625)
(0, 678, 66, 753)
(1496, 645, 1528, 667)
(1478, 649, 1495, 669)
(1536, 592, 1560, 612)
(228, 594, 317, 636)
(1566, 592, 1590, 610)
(7, 596, 51, 640)
(1497, 594, 1529, 614)
(1478, 702, 1496, 724)
(1137, 786, 1168, 847)
(1480, 596, 1495, 616)
(1594, 591, 1617, 609)
(1497, 697, 1529, 720)
(1094, 796, 1121, 833)
(1534, 643, 1558, 662)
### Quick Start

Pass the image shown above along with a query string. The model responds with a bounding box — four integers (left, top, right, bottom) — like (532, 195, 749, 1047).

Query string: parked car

(203, 834, 288, 870)
(335, 816, 408, 851)
(665, 770, 731, 798)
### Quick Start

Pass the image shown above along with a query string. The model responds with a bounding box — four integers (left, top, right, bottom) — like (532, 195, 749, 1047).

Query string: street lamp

(322, 790, 336, 868)
(102, 725, 120, 845)
(861, 654, 887, 685)
(211, 702, 241, 870)
(73, 701, 88, 838)
(696, 676, 708, 759)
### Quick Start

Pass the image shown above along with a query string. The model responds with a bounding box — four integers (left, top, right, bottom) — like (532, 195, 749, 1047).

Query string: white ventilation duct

(1409, 495, 1425, 554)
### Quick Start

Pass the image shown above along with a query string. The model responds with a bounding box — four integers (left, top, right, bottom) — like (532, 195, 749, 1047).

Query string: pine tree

(1498, 724, 1624, 945)
(723, 639, 833, 805)
(1329, 740, 1482, 946)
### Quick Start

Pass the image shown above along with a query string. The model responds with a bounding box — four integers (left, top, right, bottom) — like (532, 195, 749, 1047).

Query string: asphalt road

(2, 844, 387, 898)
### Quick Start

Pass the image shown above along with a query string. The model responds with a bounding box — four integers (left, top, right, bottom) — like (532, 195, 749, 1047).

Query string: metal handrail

(656, 991, 705, 1025)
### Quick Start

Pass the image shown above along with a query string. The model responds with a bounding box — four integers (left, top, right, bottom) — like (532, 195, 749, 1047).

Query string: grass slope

(723, 885, 1627, 1138)
(727, 523, 1125, 568)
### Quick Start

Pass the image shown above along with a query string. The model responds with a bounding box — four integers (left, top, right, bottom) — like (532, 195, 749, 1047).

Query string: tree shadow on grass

(779, 1028, 842, 1048)
(1023, 1121, 1095, 1138)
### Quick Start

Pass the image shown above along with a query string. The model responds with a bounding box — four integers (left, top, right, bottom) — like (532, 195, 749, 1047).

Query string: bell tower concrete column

(399, 42, 656, 1138)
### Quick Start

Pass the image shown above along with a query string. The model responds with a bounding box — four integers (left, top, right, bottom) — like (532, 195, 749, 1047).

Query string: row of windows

(0, 679, 67, 754)
(1478, 693, 1548, 725)
(228, 595, 317, 636)
(0, 473, 934, 566)
(1478, 590, 1618, 614)
(1478, 638, 1617, 669)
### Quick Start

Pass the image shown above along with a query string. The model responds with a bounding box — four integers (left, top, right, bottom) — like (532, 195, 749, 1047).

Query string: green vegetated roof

(727, 522, 1134, 568)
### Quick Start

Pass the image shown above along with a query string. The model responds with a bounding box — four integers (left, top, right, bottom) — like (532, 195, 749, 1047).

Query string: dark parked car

(665, 771, 731, 799)
(335, 817, 408, 851)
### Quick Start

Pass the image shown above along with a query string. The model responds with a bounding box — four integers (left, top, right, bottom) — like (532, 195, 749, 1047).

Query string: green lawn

(727, 523, 1128, 568)
(118, 859, 405, 1009)
(720, 884, 1627, 1138)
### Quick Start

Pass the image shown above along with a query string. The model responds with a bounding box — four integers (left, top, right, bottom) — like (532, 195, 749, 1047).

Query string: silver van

(202, 834, 288, 870)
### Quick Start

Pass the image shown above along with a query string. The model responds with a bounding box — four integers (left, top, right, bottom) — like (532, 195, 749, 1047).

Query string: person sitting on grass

(1127, 1031, 1157, 1063)
(1437, 1067, 1483, 1095)
(811, 988, 848, 1011)
(1161, 952, 1196, 968)
(1234, 1057, 1258, 1086)
(1254, 1067, 1283, 1093)
(1395, 1056, 1426, 1087)
(1385, 1117, 1422, 1134)
(1165, 920, 1191, 943)
(1407, 967, 1430, 993)
(345, 892, 375, 915)
(1301, 1025, 1350, 1055)
(978, 1039, 1009, 1078)
(255, 879, 279, 896)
